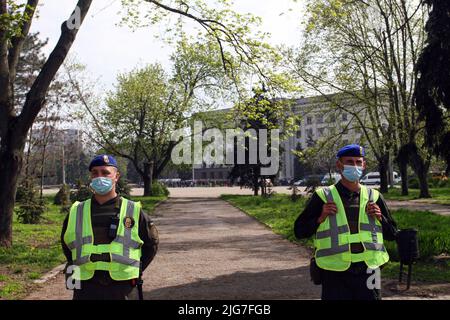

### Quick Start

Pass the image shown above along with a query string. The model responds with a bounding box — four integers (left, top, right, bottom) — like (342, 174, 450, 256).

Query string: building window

(307, 116, 312, 125)
(318, 128, 325, 137)
(316, 115, 324, 124)
(329, 114, 336, 122)
(296, 130, 302, 139)
(342, 113, 348, 121)
(306, 128, 314, 138)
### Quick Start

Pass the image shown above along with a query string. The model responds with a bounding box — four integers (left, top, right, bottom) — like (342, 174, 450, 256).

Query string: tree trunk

(406, 142, 431, 198)
(253, 174, 259, 196)
(40, 142, 47, 198)
(399, 160, 408, 196)
(142, 162, 153, 196)
(253, 185, 259, 196)
(0, 140, 24, 247)
(378, 154, 389, 193)
(395, 147, 409, 196)
(416, 167, 431, 198)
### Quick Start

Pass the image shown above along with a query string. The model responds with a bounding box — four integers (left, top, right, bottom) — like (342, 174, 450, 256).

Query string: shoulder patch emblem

(123, 217, 135, 229)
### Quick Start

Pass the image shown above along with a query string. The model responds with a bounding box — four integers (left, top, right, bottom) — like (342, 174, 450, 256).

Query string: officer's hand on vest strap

(366, 202, 382, 222)
(317, 202, 337, 224)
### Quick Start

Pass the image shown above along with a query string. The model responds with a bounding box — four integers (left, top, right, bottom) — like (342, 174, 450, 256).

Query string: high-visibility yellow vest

(63, 197, 144, 281)
(314, 185, 389, 271)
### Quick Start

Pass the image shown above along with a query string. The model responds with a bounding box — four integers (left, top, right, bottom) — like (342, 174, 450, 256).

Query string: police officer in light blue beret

(61, 154, 159, 300)
(294, 144, 398, 300)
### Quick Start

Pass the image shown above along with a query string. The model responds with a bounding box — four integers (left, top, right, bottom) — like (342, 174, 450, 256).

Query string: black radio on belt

(108, 214, 120, 239)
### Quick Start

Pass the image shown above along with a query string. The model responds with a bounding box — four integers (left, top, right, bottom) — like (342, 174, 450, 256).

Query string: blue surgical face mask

(90, 177, 114, 195)
(342, 165, 363, 182)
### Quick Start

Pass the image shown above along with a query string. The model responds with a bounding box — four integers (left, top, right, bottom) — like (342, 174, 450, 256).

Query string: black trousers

(321, 263, 382, 300)
(72, 280, 138, 300)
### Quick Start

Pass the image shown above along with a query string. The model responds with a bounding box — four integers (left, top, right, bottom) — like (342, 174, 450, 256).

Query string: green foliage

(117, 178, 131, 197)
(95, 40, 231, 183)
(14, 183, 28, 203)
(408, 177, 420, 189)
(289, 185, 303, 202)
(54, 184, 72, 213)
(151, 181, 170, 197)
(70, 180, 92, 202)
(230, 86, 300, 139)
(305, 176, 322, 195)
(229, 87, 298, 196)
(0, 2, 34, 40)
(438, 179, 450, 188)
(15, 182, 46, 224)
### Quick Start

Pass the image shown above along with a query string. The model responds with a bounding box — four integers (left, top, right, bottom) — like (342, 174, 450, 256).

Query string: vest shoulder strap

(315, 186, 334, 203)
(367, 187, 380, 202)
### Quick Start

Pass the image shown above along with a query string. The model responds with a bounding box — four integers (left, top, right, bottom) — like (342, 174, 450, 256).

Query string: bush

(15, 184, 28, 203)
(16, 183, 46, 224)
(408, 177, 420, 189)
(289, 185, 302, 202)
(151, 181, 170, 197)
(70, 180, 92, 202)
(429, 177, 441, 188)
(117, 178, 131, 197)
(54, 184, 71, 205)
(305, 176, 322, 195)
(438, 179, 450, 188)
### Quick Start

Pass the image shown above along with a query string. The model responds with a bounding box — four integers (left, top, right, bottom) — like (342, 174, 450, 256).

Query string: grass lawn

(382, 187, 450, 205)
(221, 193, 450, 283)
(0, 194, 166, 300)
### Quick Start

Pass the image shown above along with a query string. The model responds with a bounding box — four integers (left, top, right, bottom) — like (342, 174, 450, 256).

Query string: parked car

(360, 171, 401, 185)
(360, 172, 380, 185)
(293, 175, 323, 187)
(321, 172, 341, 185)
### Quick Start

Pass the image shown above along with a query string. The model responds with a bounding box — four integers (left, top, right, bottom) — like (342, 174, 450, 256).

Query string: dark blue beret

(336, 144, 365, 158)
(89, 154, 118, 171)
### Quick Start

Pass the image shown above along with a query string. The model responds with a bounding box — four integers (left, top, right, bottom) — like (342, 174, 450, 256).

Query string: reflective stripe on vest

(64, 197, 143, 280)
(314, 185, 389, 271)
(315, 187, 349, 258)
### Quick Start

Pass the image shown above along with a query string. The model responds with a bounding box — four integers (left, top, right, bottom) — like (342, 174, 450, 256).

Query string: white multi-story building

(280, 95, 365, 181)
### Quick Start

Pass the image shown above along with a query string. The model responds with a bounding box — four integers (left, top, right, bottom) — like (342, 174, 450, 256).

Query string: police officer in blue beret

(294, 144, 398, 300)
(61, 154, 159, 300)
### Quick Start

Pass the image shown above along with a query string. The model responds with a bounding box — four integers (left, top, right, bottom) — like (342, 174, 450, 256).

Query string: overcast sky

(29, 0, 306, 92)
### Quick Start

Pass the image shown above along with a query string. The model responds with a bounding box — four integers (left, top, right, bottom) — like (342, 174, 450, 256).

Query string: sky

(29, 0, 306, 93)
